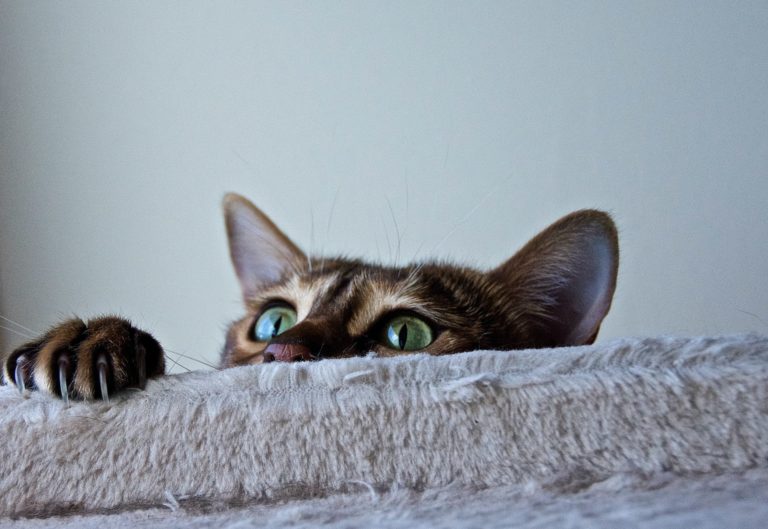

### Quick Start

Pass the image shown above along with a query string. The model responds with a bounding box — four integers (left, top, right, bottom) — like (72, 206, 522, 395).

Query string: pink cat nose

(263, 343, 314, 363)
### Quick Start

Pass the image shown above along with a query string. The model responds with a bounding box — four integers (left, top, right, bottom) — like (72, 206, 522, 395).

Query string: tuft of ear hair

(223, 193, 307, 300)
(489, 210, 619, 347)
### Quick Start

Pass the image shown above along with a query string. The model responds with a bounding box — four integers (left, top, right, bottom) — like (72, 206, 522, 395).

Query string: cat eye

(382, 315, 434, 351)
(252, 305, 297, 342)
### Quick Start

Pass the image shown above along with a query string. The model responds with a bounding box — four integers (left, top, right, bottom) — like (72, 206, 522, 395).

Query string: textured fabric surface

(1, 334, 767, 523)
(3, 469, 768, 529)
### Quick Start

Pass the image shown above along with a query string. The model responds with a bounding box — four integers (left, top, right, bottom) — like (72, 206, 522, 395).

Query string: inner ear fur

(489, 210, 619, 347)
(223, 193, 307, 300)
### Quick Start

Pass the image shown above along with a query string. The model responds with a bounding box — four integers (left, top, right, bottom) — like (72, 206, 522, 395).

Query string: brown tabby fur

(3, 193, 618, 400)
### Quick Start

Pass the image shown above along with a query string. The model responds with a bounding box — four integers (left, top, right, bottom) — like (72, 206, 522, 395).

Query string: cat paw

(3, 316, 165, 402)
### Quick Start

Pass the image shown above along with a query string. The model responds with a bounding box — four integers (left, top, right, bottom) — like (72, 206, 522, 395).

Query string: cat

(2, 193, 619, 401)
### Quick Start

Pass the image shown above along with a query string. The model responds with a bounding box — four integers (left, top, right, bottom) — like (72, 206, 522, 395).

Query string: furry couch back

(1, 334, 767, 525)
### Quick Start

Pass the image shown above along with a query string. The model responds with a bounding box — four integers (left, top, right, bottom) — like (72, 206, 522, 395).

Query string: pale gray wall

(1, 1, 767, 372)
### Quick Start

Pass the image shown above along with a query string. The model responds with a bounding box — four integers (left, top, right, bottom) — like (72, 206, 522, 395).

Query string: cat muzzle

(262, 343, 315, 363)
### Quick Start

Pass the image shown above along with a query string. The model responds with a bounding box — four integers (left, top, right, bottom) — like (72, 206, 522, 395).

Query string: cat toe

(30, 319, 86, 399)
(69, 317, 164, 400)
(4, 316, 164, 401)
(4, 341, 40, 393)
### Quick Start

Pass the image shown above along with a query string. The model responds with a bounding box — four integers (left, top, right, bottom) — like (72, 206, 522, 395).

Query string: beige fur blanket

(1, 334, 767, 526)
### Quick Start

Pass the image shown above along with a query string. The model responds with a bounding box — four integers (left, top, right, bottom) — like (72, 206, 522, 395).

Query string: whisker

(317, 184, 342, 275)
(164, 353, 191, 373)
(315, 342, 325, 361)
(165, 348, 219, 370)
(326, 183, 341, 236)
(404, 175, 410, 229)
(308, 207, 315, 274)
(0, 324, 34, 341)
(385, 196, 402, 266)
(402, 175, 410, 266)
(426, 181, 503, 258)
(405, 259, 427, 284)
(380, 211, 392, 264)
(408, 241, 427, 270)
(736, 309, 767, 327)
(0, 315, 37, 335)
(232, 149, 262, 180)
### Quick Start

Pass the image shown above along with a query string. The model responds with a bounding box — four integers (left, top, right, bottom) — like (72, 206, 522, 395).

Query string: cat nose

(263, 343, 314, 363)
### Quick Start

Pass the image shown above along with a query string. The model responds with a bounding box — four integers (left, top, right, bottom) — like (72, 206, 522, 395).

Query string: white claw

(97, 355, 109, 403)
(14, 355, 26, 394)
(58, 358, 69, 405)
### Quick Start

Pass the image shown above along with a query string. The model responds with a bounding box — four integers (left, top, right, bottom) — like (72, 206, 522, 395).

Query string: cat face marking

(221, 193, 619, 365)
(344, 278, 426, 337)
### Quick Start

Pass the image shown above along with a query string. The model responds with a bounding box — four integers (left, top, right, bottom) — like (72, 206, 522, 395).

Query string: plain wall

(1, 1, 767, 372)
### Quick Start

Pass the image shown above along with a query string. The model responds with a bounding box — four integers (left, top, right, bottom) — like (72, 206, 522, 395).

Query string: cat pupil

(272, 315, 283, 337)
(398, 324, 408, 350)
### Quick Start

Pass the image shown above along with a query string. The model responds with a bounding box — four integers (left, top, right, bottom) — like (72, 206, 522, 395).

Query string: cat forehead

(247, 264, 431, 335)
(252, 267, 425, 307)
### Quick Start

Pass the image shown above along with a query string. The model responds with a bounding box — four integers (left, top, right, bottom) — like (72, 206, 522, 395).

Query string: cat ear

(223, 193, 307, 298)
(489, 210, 619, 347)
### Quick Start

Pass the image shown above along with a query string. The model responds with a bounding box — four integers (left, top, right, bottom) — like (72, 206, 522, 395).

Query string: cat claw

(14, 355, 27, 394)
(97, 354, 109, 403)
(58, 355, 70, 404)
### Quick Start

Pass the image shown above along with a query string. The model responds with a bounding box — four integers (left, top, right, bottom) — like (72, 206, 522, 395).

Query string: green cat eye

(383, 315, 434, 351)
(253, 305, 297, 341)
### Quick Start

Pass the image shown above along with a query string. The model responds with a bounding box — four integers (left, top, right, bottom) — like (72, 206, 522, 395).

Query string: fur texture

(1, 334, 766, 519)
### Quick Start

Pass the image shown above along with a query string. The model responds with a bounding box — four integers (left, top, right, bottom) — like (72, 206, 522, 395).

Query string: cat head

(221, 193, 619, 365)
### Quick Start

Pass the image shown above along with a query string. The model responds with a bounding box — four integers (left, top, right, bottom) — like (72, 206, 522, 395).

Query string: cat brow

(347, 294, 426, 337)
(248, 273, 341, 321)
(345, 274, 425, 336)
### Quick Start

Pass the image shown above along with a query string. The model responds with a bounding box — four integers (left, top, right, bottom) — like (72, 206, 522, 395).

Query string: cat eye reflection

(383, 315, 434, 351)
(252, 305, 297, 342)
